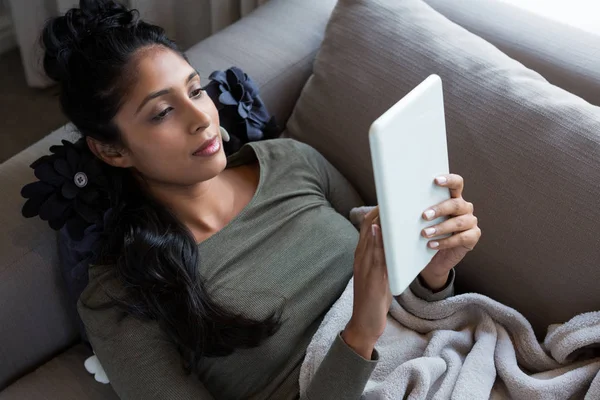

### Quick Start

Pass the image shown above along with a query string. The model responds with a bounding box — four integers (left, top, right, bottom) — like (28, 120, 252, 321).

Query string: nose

(186, 100, 211, 135)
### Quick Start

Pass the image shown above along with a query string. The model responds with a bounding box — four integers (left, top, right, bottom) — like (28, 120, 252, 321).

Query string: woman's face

(113, 47, 226, 187)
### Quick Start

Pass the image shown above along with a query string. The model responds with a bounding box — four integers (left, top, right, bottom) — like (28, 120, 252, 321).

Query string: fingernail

(424, 227, 436, 237)
(371, 224, 377, 237)
(429, 241, 439, 249)
(435, 176, 448, 184)
(424, 209, 435, 220)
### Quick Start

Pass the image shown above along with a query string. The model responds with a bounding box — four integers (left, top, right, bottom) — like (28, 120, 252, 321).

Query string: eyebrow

(135, 71, 199, 115)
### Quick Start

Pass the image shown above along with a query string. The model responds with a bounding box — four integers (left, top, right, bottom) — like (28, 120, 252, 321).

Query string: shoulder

(77, 265, 123, 322)
(244, 139, 333, 189)
(251, 138, 325, 166)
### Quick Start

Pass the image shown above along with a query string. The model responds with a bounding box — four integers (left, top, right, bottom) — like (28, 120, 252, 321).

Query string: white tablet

(369, 75, 451, 296)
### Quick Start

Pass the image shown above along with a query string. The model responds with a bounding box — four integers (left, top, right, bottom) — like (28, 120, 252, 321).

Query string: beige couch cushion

(0, 344, 118, 400)
(0, 125, 82, 389)
(425, 0, 600, 107)
(285, 0, 600, 336)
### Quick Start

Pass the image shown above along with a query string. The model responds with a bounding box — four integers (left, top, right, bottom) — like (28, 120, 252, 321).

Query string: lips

(192, 137, 221, 157)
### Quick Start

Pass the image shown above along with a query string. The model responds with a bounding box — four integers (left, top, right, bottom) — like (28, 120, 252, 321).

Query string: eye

(190, 88, 204, 98)
(152, 107, 173, 123)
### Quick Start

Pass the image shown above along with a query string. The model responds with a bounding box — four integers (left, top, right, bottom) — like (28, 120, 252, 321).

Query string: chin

(214, 149, 228, 170)
(202, 149, 228, 177)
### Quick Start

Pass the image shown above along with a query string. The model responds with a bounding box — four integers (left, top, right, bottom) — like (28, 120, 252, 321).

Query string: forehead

(124, 47, 195, 100)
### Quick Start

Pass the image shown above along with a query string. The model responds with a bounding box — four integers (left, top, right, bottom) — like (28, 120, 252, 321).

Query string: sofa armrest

(185, 0, 338, 128)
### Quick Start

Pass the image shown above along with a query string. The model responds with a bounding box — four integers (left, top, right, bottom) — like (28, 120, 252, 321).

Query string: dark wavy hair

(41, 0, 281, 373)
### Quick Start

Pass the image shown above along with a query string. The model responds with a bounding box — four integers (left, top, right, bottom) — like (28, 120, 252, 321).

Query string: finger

(372, 225, 388, 279)
(423, 198, 473, 221)
(357, 225, 376, 278)
(373, 215, 381, 230)
(373, 224, 384, 250)
(428, 227, 482, 251)
(434, 174, 464, 198)
(364, 206, 380, 225)
(359, 207, 380, 245)
(422, 214, 478, 238)
(357, 207, 379, 254)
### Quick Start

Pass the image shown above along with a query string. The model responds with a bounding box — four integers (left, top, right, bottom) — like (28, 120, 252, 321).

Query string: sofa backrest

(285, 0, 600, 337)
(426, 0, 600, 107)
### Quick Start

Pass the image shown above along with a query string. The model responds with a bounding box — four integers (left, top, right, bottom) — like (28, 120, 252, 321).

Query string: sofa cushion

(0, 344, 118, 400)
(0, 124, 82, 389)
(425, 0, 600, 107)
(285, 0, 600, 337)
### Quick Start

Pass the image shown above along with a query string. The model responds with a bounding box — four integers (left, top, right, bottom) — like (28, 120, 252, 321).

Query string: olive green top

(78, 139, 454, 400)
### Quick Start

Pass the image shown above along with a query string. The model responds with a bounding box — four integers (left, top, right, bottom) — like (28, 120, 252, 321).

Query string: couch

(1, 0, 599, 398)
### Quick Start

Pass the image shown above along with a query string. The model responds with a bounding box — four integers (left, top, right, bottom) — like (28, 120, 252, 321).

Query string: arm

(297, 143, 378, 398)
(299, 142, 365, 219)
(299, 144, 456, 397)
(301, 147, 457, 302)
(302, 333, 378, 400)
(302, 146, 475, 305)
(77, 270, 215, 400)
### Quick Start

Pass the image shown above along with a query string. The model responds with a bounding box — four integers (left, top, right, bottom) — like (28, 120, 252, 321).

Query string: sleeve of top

(297, 141, 365, 218)
(302, 332, 379, 400)
(77, 269, 215, 400)
(409, 268, 456, 301)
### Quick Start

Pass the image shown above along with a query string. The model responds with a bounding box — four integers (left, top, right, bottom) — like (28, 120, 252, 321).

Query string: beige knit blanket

(300, 277, 600, 399)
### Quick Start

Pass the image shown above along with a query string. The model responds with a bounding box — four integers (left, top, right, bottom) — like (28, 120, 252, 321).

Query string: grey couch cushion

(0, 125, 82, 389)
(285, 0, 600, 337)
(0, 344, 118, 400)
(425, 0, 600, 107)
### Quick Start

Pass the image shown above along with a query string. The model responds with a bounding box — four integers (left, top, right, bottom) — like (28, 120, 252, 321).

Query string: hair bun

(42, 0, 139, 82)
(77, 0, 138, 36)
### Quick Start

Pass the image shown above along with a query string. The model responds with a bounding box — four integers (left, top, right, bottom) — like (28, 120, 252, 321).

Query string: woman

(42, 1, 481, 399)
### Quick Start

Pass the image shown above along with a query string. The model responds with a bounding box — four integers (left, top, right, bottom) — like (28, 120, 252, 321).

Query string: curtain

(7, 0, 269, 88)
(0, 0, 17, 55)
(131, 0, 270, 49)
(209, 0, 270, 34)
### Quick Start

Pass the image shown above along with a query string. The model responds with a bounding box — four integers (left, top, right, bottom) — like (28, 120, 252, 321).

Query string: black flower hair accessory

(204, 66, 280, 154)
(21, 138, 110, 240)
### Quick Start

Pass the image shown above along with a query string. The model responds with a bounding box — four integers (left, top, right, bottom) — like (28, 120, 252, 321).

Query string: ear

(86, 136, 133, 168)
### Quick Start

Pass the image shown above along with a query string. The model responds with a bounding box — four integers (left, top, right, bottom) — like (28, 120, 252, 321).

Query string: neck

(145, 173, 235, 239)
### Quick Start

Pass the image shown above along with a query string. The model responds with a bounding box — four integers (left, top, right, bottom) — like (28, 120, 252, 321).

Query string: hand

(420, 174, 481, 290)
(342, 206, 392, 359)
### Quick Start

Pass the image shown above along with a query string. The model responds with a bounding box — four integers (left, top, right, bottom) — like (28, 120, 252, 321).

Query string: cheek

(131, 126, 187, 157)
(126, 126, 227, 184)
(118, 123, 185, 173)
(206, 97, 220, 127)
